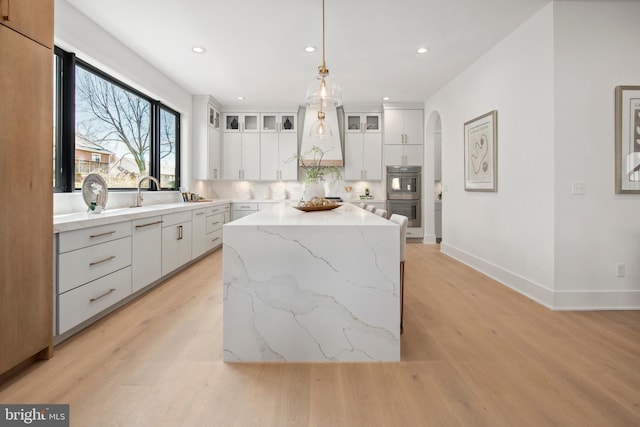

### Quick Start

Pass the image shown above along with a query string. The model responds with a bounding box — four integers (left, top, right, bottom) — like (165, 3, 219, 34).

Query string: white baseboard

(440, 243, 640, 310)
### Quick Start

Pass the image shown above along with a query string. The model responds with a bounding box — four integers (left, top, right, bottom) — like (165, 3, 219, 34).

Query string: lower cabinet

(132, 216, 163, 293)
(55, 203, 229, 340)
(58, 267, 132, 334)
(56, 221, 133, 335)
(231, 202, 258, 221)
(192, 204, 229, 259)
(161, 211, 192, 276)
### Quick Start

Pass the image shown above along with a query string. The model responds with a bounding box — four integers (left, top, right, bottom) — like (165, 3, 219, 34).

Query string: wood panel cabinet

(0, 0, 53, 48)
(0, 2, 54, 378)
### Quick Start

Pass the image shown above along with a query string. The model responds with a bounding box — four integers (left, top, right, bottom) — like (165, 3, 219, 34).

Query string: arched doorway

(426, 111, 442, 244)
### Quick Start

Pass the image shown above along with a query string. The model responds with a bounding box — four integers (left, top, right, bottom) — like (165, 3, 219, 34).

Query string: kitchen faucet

(132, 176, 160, 207)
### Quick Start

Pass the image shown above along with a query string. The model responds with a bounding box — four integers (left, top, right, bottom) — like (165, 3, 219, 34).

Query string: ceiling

(64, 0, 551, 108)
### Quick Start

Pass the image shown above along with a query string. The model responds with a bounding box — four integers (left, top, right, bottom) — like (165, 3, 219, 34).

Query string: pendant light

(306, 0, 341, 139)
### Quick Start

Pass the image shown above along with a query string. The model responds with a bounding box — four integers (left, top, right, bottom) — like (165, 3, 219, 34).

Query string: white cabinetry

(384, 108, 424, 166)
(231, 202, 258, 221)
(192, 96, 221, 180)
(205, 205, 227, 250)
(222, 113, 260, 180)
(56, 222, 132, 334)
(193, 204, 229, 258)
(260, 113, 298, 181)
(344, 113, 382, 181)
(161, 211, 192, 276)
(131, 216, 163, 293)
(191, 208, 209, 259)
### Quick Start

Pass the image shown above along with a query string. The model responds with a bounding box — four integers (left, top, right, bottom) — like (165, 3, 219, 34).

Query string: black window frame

(53, 46, 180, 193)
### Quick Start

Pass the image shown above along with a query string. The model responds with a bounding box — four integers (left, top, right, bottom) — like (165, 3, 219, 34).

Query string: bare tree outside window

(75, 66, 151, 188)
(159, 108, 177, 189)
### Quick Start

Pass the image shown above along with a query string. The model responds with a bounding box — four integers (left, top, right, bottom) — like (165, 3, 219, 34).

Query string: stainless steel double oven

(386, 166, 421, 228)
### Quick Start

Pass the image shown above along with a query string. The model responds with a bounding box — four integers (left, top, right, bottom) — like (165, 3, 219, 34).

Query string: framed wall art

(615, 86, 640, 194)
(464, 110, 497, 192)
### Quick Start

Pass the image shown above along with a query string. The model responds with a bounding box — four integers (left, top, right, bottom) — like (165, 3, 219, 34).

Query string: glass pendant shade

(306, 74, 342, 108)
(309, 111, 333, 139)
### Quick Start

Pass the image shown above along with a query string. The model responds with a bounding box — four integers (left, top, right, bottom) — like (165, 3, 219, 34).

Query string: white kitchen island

(223, 202, 400, 362)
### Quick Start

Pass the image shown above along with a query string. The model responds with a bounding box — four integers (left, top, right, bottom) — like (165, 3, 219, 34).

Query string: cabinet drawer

(207, 204, 229, 216)
(232, 202, 258, 211)
(206, 213, 225, 233)
(58, 236, 132, 294)
(192, 208, 207, 220)
(58, 221, 131, 253)
(207, 228, 223, 251)
(58, 266, 132, 334)
(162, 211, 192, 227)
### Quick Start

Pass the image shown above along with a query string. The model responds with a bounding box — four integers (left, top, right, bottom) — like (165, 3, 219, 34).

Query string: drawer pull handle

(212, 237, 220, 242)
(90, 288, 116, 302)
(2, 0, 9, 20)
(211, 221, 220, 226)
(195, 212, 205, 216)
(89, 255, 116, 267)
(135, 220, 164, 229)
(90, 230, 116, 239)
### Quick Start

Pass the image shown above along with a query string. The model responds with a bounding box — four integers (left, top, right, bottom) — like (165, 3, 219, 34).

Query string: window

(53, 47, 180, 192)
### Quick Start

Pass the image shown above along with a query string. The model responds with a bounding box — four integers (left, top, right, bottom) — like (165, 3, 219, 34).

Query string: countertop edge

(53, 200, 232, 233)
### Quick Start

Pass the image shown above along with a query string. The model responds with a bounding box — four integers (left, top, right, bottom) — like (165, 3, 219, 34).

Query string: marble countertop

(53, 199, 232, 233)
(226, 202, 395, 227)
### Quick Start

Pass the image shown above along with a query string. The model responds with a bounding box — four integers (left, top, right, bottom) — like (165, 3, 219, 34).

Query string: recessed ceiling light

(305, 46, 317, 53)
(382, 96, 390, 101)
(192, 46, 206, 54)
(416, 47, 429, 54)
(237, 96, 245, 101)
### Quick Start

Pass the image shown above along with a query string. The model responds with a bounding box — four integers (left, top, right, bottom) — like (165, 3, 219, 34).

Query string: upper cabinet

(192, 96, 221, 180)
(261, 113, 297, 134)
(0, 0, 53, 48)
(344, 112, 382, 181)
(383, 109, 423, 145)
(260, 113, 298, 181)
(222, 113, 260, 180)
(383, 106, 424, 166)
(345, 113, 381, 133)
(224, 113, 259, 133)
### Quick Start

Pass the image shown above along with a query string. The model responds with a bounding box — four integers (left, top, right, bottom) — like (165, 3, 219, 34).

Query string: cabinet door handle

(90, 288, 116, 302)
(214, 169, 218, 179)
(90, 230, 116, 239)
(135, 220, 164, 228)
(178, 225, 183, 240)
(89, 255, 116, 267)
(2, 0, 9, 20)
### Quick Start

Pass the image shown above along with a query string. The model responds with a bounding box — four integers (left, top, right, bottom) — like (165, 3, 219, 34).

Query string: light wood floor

(1, 244, 640, 426)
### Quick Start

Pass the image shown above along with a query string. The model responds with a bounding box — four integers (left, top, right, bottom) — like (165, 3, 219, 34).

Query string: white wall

(54, 0, 193, 197)
(553, 1, 640, 308)
(425, 3, 557, 306)
(426, 1, 640, 310)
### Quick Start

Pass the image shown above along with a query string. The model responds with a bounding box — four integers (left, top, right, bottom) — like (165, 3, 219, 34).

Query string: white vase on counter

(302, 181, 325, 201)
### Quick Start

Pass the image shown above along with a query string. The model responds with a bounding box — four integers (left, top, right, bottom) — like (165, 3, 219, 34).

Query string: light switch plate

(571, 181, 585, 195)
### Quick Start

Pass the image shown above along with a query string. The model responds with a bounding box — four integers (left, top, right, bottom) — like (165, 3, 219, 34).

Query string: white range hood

(299, 105, 344, 166)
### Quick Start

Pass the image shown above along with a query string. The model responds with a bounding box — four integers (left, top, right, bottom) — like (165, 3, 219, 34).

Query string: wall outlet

(616, 263, 625, 277)
(571, 181, 585, 195)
